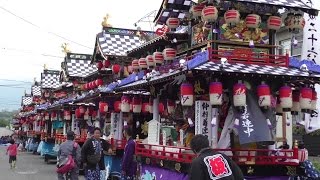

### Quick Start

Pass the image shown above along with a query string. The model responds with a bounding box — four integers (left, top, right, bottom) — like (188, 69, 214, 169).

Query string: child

(6, 139, 17, 169)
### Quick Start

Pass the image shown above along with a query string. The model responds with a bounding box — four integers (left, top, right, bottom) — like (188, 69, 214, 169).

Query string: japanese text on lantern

(241, 105, 254, 137)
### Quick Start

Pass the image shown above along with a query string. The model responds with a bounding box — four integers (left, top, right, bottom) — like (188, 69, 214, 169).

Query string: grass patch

(312, 161, 320, 172)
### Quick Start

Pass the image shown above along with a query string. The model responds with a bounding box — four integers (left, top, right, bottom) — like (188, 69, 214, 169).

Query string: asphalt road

(0, 146, 85, 180)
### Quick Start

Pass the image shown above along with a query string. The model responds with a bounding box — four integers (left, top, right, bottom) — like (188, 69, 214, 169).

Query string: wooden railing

(178, 47, 289, 67)
(135, 142, 300, 166)
(208, 48, 289, 67)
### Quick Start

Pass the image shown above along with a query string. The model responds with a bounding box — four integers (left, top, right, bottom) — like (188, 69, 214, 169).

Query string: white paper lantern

(233, 83, 246, 107)
(257, 83, 271, 107)
(180, 83, 194, 106)
(311, 90, 317, 110)
(279, 85, 293, 111)
(209, 82, 223, 106)
(121, 95, 131, 113)
(132, 97, 142, 113)
(300, 87, 312, 111)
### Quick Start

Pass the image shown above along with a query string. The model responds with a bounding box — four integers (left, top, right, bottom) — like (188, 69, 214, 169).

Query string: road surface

(0, 146, 85, 180)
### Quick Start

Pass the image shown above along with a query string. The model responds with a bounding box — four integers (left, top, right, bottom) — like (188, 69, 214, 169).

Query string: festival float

(107, 0, 320, 179)
(10, 0, 320, 179)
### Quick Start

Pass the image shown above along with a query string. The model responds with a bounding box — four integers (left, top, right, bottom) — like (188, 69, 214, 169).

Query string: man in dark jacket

(81, 127, 112, 180)
(122, 127, 137, 179)
(57, 131, 81, 180)
(189, 135, 244, 180)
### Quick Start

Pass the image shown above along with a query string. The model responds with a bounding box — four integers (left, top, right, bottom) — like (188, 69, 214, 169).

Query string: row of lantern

(188, 5, 303, 32)
(132, 48, 177, 70)
(180, 82, 317, 112)
(43, 111, 72, 121)
(96, 60, 122, 74)
(98, 98, 176, 115)
(277, 86, 317, 112)
(83, 79, 104, 90)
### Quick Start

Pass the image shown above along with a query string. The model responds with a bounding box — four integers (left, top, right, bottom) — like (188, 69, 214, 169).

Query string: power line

(1, 47, 64, 59)
(0, 79, 32, 84)
(0, 6, 93, 50)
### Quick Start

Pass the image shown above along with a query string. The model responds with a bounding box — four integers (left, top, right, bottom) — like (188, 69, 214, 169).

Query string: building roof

(154, 0, 193, 25)
(64, 53, 97, 78)
(41, 70, 60, 89)
(21, 96, 32, 106)
(93, 27, 155, 60)
(31, 85, 41, 96)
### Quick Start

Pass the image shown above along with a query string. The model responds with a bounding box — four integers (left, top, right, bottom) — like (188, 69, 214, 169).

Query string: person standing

(189, 135, 244, 180)
(57, 131, 81, 180)
(6, 139, 18, 169)
(81, 127, 111, 180)
(121, 127, 137, 180)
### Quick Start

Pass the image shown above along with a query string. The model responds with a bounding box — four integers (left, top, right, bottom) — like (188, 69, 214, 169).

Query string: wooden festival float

(104, 0, 320, 179)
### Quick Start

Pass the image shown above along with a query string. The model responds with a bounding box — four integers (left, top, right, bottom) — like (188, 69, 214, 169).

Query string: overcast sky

(0, 0, 161, 110)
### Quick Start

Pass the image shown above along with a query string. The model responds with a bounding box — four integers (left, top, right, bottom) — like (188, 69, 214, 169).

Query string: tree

(0, 119, 9, 127)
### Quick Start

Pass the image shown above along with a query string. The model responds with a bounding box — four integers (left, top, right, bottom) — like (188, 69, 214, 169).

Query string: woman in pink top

(6, 140, 17, 169)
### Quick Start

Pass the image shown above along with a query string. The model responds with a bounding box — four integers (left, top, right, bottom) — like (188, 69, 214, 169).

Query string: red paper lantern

(138, 58, 148, 70)
(202, 6, 218, 22)
(95, 79, 103, 87)
(132, 97, 142, 113)
(257, 83, 271, 107)
(64, 110, 71, 121)
(311, 90, 317, 110)
(224, 10, 240, 25)
(180, 83, 194, 106)
(51, 112, 57, 120)
(146, 55, 155, 68)
(166, 18, 180, 29)
(159, 102, 165, 114)
(121, 95, 131, 112)
(245, 14, 261, 29)
(279, 85, 293, 111)
(132, 59, 140, 71)
(96, 61, 103, 70)
(75, 109, 81, 119)
(163, 48, 177, 61)
(153, 52, 164, 66)
(142, 103, 149, 114)
(300, 87, 312, 111)
(267, 16, 282, 31)
(79, 106, 86, 114)
(83, 109, 90, 120)
(99, 102, 108, 114)
(209, 82, 223, 106)
(167, 99, 175, 114)
(233, 83, 246, 107)
(44, 112, 49, 120)
(103, 60, 111, 68)
(292, 90, 301, 113)
(114, 101, 121, 113)
(112, 64, 121, 74)
(191, 4, 204, 18)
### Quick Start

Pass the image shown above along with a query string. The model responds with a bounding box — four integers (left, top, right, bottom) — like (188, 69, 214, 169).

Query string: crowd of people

(2, 129, 245, 180)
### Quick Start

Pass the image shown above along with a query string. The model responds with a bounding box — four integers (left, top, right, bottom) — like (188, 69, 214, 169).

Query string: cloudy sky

(0, 0, 161, 110)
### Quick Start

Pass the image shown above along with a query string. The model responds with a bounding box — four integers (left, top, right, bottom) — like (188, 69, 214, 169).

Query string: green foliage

(293, 124, 320, 136)
(293, 125, 306, 135)
(312, 161, 320, 172)
(0, 119, 9, 127)
(0, 110, 17, 127)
